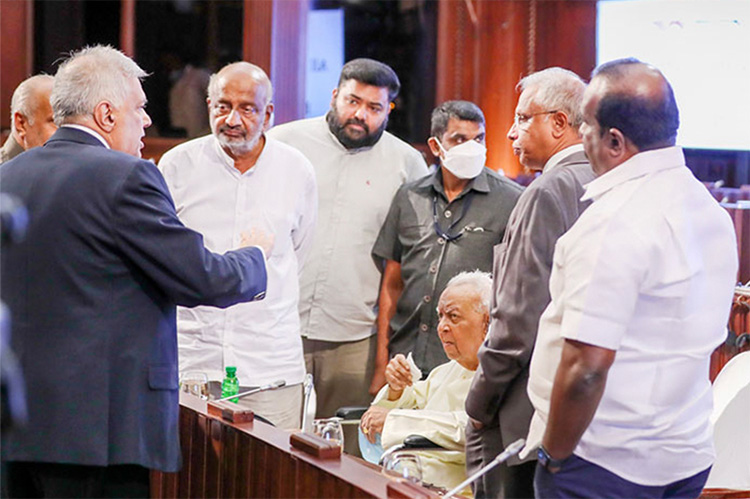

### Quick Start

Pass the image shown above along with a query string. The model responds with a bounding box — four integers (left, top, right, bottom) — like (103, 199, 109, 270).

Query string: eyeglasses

(513, 110, 559, 128)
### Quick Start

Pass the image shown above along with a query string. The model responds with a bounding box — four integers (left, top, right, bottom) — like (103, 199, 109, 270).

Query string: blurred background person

(1, 74, 56, 163)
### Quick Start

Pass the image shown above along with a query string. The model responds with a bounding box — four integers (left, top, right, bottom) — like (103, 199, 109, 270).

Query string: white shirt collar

(582, 146, 685, 202)
(543, 143, 584, 173)
(61, 124, 110, 149)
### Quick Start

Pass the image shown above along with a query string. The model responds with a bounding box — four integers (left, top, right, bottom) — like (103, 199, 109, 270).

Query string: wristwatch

(537, 445, 565, 474)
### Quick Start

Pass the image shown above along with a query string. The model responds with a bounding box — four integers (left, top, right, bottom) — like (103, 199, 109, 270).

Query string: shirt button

(437, 237, 446, 246)
(429, 265, 437, 273)
(423, 295, 431, 303)
(420, 324, 428, 332)
(445, 210, 452, 218)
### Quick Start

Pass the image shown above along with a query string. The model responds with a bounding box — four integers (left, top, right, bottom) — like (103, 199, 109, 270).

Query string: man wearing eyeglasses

(465, 68, 594, 498)
(159, 62, 317, 429)
(370, 100, 522, 396)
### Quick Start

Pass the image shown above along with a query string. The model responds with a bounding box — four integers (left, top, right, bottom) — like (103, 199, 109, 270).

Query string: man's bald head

(207, 62, 273, 107)
(10, 74, 57, 150)
(589, 58, 679, 151)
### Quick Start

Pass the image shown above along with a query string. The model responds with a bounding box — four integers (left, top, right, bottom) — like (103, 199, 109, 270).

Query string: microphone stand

(443, 438, 526, 498)
(216, 379, 286, 402)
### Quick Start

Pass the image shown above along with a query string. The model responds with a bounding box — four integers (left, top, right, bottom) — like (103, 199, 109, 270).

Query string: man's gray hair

(517, 67, 586, 130)
(444, 270, 492, 315)
(10, 74, 54, 131)
(51, 45, 148, 125)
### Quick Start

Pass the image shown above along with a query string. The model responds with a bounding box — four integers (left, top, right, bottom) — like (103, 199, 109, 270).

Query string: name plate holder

(207, 400, 255, 424)
(289, 432, 342, 459)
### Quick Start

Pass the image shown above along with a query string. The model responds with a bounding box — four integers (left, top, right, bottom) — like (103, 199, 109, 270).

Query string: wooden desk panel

(151, 394, 421, 499)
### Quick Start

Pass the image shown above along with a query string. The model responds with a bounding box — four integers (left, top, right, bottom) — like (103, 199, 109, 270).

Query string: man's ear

(330, 88, 338, 108)
(386, 101, 395, 116)
(93, 101, 116, 133)
(550, 111, 569, 139)
(13, 112, 29, 145)
(607, 128, 627, 159)
(263, 102, 275, 131)
(427, 136, 441, 158)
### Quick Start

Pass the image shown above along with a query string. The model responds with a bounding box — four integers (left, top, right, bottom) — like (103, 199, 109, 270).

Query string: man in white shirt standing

(268, 59, 428, 427)
(526, 58, 738, 498)
(160, 62, 317, 429)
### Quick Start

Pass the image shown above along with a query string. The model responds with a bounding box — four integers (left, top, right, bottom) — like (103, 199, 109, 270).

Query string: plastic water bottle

(221, 366, 239, 403)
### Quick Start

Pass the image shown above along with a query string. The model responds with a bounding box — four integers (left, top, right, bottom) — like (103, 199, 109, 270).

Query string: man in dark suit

(0, 45, 268, 498)
(464, 67, 595, 498)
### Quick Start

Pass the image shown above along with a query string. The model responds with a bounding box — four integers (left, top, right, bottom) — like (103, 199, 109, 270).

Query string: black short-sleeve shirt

(372, 167, 523, 374)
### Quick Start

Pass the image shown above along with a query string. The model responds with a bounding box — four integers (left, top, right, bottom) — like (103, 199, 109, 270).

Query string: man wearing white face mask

(370, 100, 523, 394)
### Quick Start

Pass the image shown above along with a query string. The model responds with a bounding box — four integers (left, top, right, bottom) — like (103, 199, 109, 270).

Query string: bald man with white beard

(159, 62, 318, 429)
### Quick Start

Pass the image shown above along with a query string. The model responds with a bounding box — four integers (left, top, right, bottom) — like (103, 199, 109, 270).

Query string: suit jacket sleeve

(465, 185, 566, 424)
(111, 160, 267, 308)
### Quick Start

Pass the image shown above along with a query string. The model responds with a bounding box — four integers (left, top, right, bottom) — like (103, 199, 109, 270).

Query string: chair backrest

(705, 351, 750, 489)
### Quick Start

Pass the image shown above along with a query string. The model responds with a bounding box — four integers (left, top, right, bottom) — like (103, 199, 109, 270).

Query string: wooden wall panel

(151, 395, 430, 498)
(535, 0, 597, 81)
(1, 0, 33, 131)
(243, 0, 308, 125)
(435, 0, 596, 178)
(436, 0, 528, 177)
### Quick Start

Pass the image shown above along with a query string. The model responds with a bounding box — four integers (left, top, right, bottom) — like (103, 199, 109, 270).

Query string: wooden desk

(151, 394, 435, 498)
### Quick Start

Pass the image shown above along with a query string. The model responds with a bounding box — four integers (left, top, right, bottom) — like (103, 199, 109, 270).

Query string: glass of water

(179, 371, 209, 400)
(382, 451, 423, 485)
(313, 417, 345, 451)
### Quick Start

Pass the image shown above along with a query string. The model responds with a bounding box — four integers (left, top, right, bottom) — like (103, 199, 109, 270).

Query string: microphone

(216, 379, 286, 402)
(301, 373, 315, 433)
(443, 438, 525, 498)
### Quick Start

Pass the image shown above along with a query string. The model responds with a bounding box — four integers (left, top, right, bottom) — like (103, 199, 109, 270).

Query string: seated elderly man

(360, 270, 491, 491)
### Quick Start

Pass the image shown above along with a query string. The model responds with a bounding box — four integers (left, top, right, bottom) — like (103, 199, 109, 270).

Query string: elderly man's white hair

(517, 67, 586, 130)
(10, 74, 54, 132)
(51, 45, 148, 126)
(444, 270, 492, 315)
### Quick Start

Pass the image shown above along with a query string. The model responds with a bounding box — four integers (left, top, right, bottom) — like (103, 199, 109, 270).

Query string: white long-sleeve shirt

(159, 135, 318, 386)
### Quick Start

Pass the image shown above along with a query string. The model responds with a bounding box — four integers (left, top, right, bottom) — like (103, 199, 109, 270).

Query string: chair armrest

(336, 406, 368, 420)
(403, 434, 444, 450)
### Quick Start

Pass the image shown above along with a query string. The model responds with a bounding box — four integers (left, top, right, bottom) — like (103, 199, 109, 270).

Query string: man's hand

(361, 405, 391, 444)
(384, 354, 413, 400)
(240, 227, 274, 258)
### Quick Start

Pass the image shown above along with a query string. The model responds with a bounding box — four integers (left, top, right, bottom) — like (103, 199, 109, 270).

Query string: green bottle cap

(226, 366, 237, 376)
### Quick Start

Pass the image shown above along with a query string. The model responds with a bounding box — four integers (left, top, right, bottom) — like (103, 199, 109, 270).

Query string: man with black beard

(268, 59, 427, 437)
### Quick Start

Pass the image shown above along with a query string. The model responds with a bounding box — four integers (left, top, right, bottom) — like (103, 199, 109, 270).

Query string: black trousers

(4, 461, 150, 498)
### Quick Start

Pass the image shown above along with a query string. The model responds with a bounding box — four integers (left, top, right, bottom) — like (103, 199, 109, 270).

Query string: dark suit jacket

(0, 127, 267, 472)
(465, 150, 595, 465)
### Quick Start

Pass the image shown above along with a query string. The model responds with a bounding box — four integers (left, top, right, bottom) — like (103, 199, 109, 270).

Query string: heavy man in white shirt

(159, 62, 317, 429)
(268, 59, 428, 429)
(526, 58, 738, 498)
